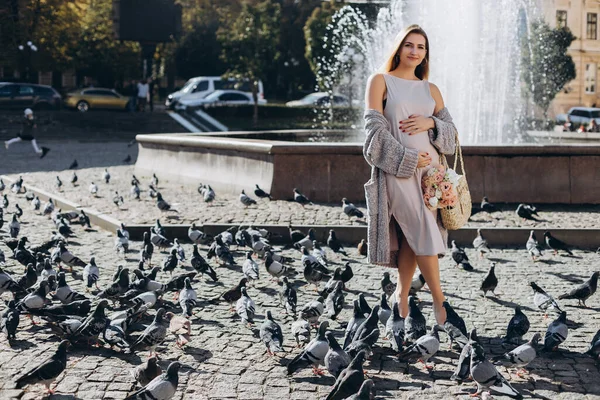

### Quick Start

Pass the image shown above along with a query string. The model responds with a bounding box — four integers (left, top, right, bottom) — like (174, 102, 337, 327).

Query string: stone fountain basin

(135, 130, 600, 204)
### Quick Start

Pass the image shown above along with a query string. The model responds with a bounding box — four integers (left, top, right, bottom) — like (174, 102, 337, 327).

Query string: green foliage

(521, 19, 576, 116)
(217, 0, 281, 124)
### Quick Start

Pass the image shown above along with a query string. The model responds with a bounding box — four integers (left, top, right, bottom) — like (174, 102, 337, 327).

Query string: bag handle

(439, 133, 466, 178)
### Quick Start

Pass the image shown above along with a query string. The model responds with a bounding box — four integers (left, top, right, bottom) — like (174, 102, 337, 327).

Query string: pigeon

(451, 328, 479, 384)
(480, 196, 498, 213)
(357, 239, 367, 256)
(280, 277, 297, 316)
(16, 280, 50, 320)
(377, 293, 392, 326)
(56, 272, 88, 304)
(544, 231, 573, 255)
(340, 262, 354, 286)
(260, 310, 284, 356)
(83, 257, 100, 290)
(151, 229, 172, 249)
(450, 240, 473, 271)
(492, 333, 541, 377)
(1, 194, 8, 209)
(156, 192, 177, 212)
(52, 242, 87, 271)
(293, 188, 312, 206)
(346, 328, 379, 360)
(190, 245, 218, 282)
(131, 356, 162, 387)
(70, 171, 78, 186)
(442, 301, 468, 349)
(480, 263, 498, 297)
(342, 198, 364, 218)
(324, 280, 345, 320)
(151, 173, 159, 187)
(526, 230, 543, 261)
(473, 228, 491, 258)
(381, 271, 396, 298)
(239, 190, 257, 207)
(543, 311, 568, 351)
(115, 230, 129, 255)
(71, 299, 110, 343)
(346, 379, 374, 400)
(385, 302, 404, 352)
(1, 300, 20, 342)
(288, 224, 306, 243)
(301, 296, 325, 327)
(188, 223, 207, 244)
(398, 325, 443, 368)
(585, 329, 600, 360)
(304, 259, 330, 290)
(140, 232, 154, 266)
(327, 229, 346, 255)
(178, 278, 197, 318)
(530, 281, 562, 316)
(351, 305, 380, 344)
(409, 273, 427, 296)
(14, 204, 23, 218)
(242, 251, 259, 283)
(103, 318, 131, 351)
(103, 168, 111, 184)
(89, 182, 98, 196)
(31, 196, 41, 211)
(130, 181, 141, 200)
(503, 306, 530, 344)
(210, 278, 248, 310)
(325, 350, 366, 400)
(516, 203, 540, 221)
(254, 184, 272, 200)
(405, 296, 426, 343)
(203, 185, 215, 203)
(236, 286, 256, 326)
(358, 293, 372, 317)
(343, 299, 367, 350)
(324, 331, 351, 378)
(287, 320, 330, 376)
(131, 308, 170, 357)
(291, 317, 311, 347)
(558, 271, 599, 307)
(124, 361, 189, 400)
(293, 228, 316, 250)
(9, 214, 20, 238)
(172, 238, 185, 261)
(14, 340, 69, 395)
(162, 249, 179, 276)
(113, 191, 124, 207)
(470, 341, 522, 399)
(97, 268, 130, 301)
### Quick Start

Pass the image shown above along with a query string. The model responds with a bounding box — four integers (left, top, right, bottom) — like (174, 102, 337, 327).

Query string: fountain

(136, 0, 600, 204)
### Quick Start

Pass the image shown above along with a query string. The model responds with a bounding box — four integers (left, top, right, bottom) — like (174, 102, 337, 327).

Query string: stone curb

(3, 175, 599, 248)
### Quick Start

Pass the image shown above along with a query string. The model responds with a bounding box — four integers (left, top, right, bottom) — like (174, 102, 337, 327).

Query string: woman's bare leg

(416, 255, 446, 324)
(396, 234, 418, 318)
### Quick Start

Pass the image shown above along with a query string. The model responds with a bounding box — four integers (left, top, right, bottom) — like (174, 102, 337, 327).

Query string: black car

(0, 82, 62, 110)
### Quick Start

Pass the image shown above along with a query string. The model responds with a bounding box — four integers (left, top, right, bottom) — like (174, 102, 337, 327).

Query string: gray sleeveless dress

(382, 74, 446, 256)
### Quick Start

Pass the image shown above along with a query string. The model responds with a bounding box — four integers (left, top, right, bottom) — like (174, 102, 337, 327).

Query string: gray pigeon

(377, 293, 392, 326)
(442, 301, 468, 349)
(384, 302, 404, 352)
(492, 333, 541, 377)
(450, 241, 473, 271)
(409, 273, 427, 296)
(558, 271, 599, 307)
(346, 379, 374, 400)
(585, 329, 600, 360)
(239, 190, 257, 207)
(346, 328, 379, 360)
(324, 331, 351, 378)
(470, 342, 522, 399)
(291, 317, 311, 347)
(342, 197, 364, 218)
(473, 228, 491, 258)
(351, 305, 380, 344)
(543, 311, 568, 352)
(530, 281, 562, 316)
(503, 306, 530, 344)
(70, 299, 110, 343)
(124, 361, 190, 400)
(1, 300, 20, 342)
(343, 300, 366, 350)
(526, 230, 542, 261)
(131, 308, 170, 357)
(15, 340, 69, 395)
(381, 271, 396, 298)
(300, 296, 324, 327)
(398, 325, 443, 369)
(287, 320, 330, 376)
(260, 311, 284, 356)
(325, 350, 366, 400)
(324, 280, 345, 320)
(451, 328, 478, 384)
(131, 356, 162, 387)
(480, 263, 498, 297)
(405, 296, 426, 343)
(279, 277, 297, 317)
(236, 286, 256, 326)
(178, 278, 197, 318)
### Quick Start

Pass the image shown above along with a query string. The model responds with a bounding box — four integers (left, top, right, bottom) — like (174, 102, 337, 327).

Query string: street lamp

(18, 41, 38, 82)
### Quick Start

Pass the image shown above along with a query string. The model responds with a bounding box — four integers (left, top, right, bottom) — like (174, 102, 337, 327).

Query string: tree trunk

(252, 81, 258, 127)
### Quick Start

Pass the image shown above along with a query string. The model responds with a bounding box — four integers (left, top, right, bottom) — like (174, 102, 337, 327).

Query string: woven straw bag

(439, 134, 471, 230)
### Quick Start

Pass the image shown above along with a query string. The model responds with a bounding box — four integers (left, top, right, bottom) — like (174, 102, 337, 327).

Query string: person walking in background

(588, 119, 599, 133)
(4, 108, 50, 158)
(128, 79, 138, 112)
(137, 79, 149, 112)
(148, 77, 155, 112)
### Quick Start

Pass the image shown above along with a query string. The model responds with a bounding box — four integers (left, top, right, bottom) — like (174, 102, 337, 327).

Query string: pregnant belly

(402, 131, 439, 162)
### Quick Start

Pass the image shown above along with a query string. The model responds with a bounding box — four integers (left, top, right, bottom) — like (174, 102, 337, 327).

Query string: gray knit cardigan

(363, 106, 458, 267)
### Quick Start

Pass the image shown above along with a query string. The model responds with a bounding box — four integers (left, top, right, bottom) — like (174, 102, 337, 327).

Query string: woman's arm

(428, 83, 457, 155)
(363, 74, 420, 178)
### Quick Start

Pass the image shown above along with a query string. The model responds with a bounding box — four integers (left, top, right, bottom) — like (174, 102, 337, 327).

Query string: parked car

(0, 82, 62, 110)
(64, 88, 130, 112)
(166, 76, 264, 109)
(556, 107, 600, 125)
(174, 89, 267, 110)
(286, 92, 351, 107)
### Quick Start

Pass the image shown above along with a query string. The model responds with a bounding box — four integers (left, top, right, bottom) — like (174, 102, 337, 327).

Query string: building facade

(542, 0, 600, 115)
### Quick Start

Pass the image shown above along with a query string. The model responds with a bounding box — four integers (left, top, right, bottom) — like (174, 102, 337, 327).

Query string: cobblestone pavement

(6, 165, 600, 228)
(1, 188, 600, 399)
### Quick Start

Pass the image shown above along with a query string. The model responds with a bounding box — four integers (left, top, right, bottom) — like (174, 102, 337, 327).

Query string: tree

(217, 0, 281, 125)
(521, 19, 576, 118)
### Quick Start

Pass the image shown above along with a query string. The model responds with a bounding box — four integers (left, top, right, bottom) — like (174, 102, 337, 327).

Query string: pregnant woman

(363, 24, 459, 325)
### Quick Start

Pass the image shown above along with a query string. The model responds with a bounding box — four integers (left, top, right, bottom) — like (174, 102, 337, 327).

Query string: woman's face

(399, 33, 427, 67)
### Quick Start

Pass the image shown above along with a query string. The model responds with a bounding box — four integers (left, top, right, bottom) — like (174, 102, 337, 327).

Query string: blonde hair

(379, 24, 430, 80)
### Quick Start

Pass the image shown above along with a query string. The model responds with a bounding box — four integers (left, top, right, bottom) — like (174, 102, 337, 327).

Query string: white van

(165, 76, 264, 109)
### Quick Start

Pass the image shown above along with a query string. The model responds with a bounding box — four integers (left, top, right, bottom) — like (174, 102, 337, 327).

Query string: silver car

(556, 107, 600, 125)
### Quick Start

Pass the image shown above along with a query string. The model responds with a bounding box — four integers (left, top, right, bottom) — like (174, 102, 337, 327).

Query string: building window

(556, 10, 567, 28)
(588, 13, 598, 39)
(585, 63, 596, 94)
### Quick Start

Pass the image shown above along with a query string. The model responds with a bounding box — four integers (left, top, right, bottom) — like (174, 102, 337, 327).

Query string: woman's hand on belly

(399, 114, 435, 135)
